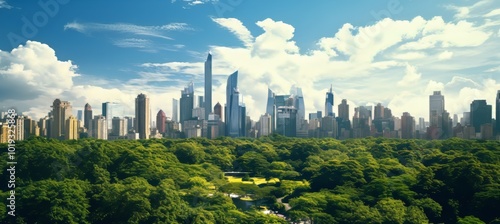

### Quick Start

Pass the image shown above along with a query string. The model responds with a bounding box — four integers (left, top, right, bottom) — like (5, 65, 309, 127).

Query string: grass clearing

(226, 176, 280, 185)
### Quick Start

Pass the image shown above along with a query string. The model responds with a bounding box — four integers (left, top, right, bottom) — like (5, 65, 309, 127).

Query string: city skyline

(0, 0, 499, 122)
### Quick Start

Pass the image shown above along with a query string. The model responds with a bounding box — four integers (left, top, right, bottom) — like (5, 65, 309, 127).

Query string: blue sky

(0, 0, 499, 122)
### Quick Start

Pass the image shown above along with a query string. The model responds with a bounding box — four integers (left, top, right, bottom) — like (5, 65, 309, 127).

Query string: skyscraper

(338, 99, 349, 121)
(259, 114, 272, 137)
(112, 117, 127, 137)
(135, 93, 150, 139)
(325, 85, 334, 117)
(374, 103, 384, 119)
(92, 115, 107, 140)
(156, 110, 166, 134)
(204, 53, 212, 120)
(51, 99, 72, 139)
(172, 99, 179, 122)
(401, 112, 415, 139)
(429, 91, 445, 127)
(496, 91, 500, 135)
(84, 103, 92, 131)
(470, 100, 492, 133)
(77, 110, 83, 122)
(214, 102, 222, 120)
(225, 71, 244, 137)
(180, 82, 194, 125)
(65, 116, 78, 140)
(266, 88, 276, 131)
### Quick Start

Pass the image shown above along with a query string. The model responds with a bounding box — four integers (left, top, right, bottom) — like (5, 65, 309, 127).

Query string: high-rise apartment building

(112, 117, 128, 137)
(259, 113, 272, 137)
(92, 115, 107, 140)
(135, 93, 150, 139)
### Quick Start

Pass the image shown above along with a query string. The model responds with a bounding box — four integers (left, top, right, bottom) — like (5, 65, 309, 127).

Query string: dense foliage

(1, 136, 499, 223)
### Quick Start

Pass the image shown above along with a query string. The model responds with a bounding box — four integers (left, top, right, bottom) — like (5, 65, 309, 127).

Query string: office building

(92, 115, 107, 140)
(276, 105, 297, 137)
(111, 117, 128, 137)
(51, 99, 72, 139)
(259, 113, 272, 137)
(225, 71, 246, 137)
(401, 112, 415, 139)
(204, 53, 212, 120)
(429, 91, 445, 127)
(65, 116, 78, 140)
(180, 82, 194, 126)
(496, 91, 500, 135)
(77, 110, 83, 122)
(172, 98, 179, 122)
(325, 85, 334, 117)
(135, 93, 150, 139)
(84, 103, 92, 131)
(470, 100, 492, 133)
(156, 110, 166, 134)
(338, 99, 349, 121)
(214, 102, 222, 120)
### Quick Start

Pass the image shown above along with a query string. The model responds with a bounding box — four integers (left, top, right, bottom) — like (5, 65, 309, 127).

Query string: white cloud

(0, 0, 12, 9)
(391, 52, 426, 60)
(397, 64, 422, 86)
(438, 51, 453, 60)
(64, 22, 193, 40)
(212, 18, 254, 47)
(484, 9, 500, 17)
(3, 11, 500, 123)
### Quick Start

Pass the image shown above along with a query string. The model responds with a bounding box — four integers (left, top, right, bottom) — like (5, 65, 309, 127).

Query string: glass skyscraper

(204, 53, 212, 120)
(225, 71, 245, 137)
(325, 85, 334, 117)
(180, 82, 194, 126)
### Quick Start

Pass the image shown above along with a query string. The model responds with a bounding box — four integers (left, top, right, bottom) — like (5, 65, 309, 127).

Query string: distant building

(470, 100, 492, 133)
(84, 103, 93, 132)
(156, 110, 166, 134)
(92, 115, 107, 140)
(172, 98, 179, 123)
(338, 99, 349, 121)
(180, 82, 194, 127)
(51, 99, 72, 139)
(401, 112, 415, 139)
(259, 114, 272, 137)
(135, 93, 150, 139)
(204, 53, 212, 120)
(325, 85, 334, 117)
(65, 116, 78, 140)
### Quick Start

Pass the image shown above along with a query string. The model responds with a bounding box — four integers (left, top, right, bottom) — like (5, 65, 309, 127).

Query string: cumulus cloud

(2, 6, 500, 123)
(398, 64, 422, 86)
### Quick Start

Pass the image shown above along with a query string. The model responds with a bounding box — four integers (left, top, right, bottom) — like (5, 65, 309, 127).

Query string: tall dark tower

(214, 102, 222, 119)
(204, 53, 212, 120)
(84, 103, 92, 130)
(156, 110, 166, 134)
(496, 90, 500, 135)
(135, 93, 150, 139)
(325, 85, 334, 117)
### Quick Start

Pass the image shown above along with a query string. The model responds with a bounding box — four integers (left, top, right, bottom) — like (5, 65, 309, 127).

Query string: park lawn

(226, 176, 280, 185)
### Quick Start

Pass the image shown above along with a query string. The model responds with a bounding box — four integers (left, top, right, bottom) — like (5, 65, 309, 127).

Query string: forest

(1, 135, 499, 224)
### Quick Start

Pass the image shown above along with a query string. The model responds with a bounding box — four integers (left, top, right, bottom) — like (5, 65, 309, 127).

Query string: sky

(0, 0, 499, 123)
